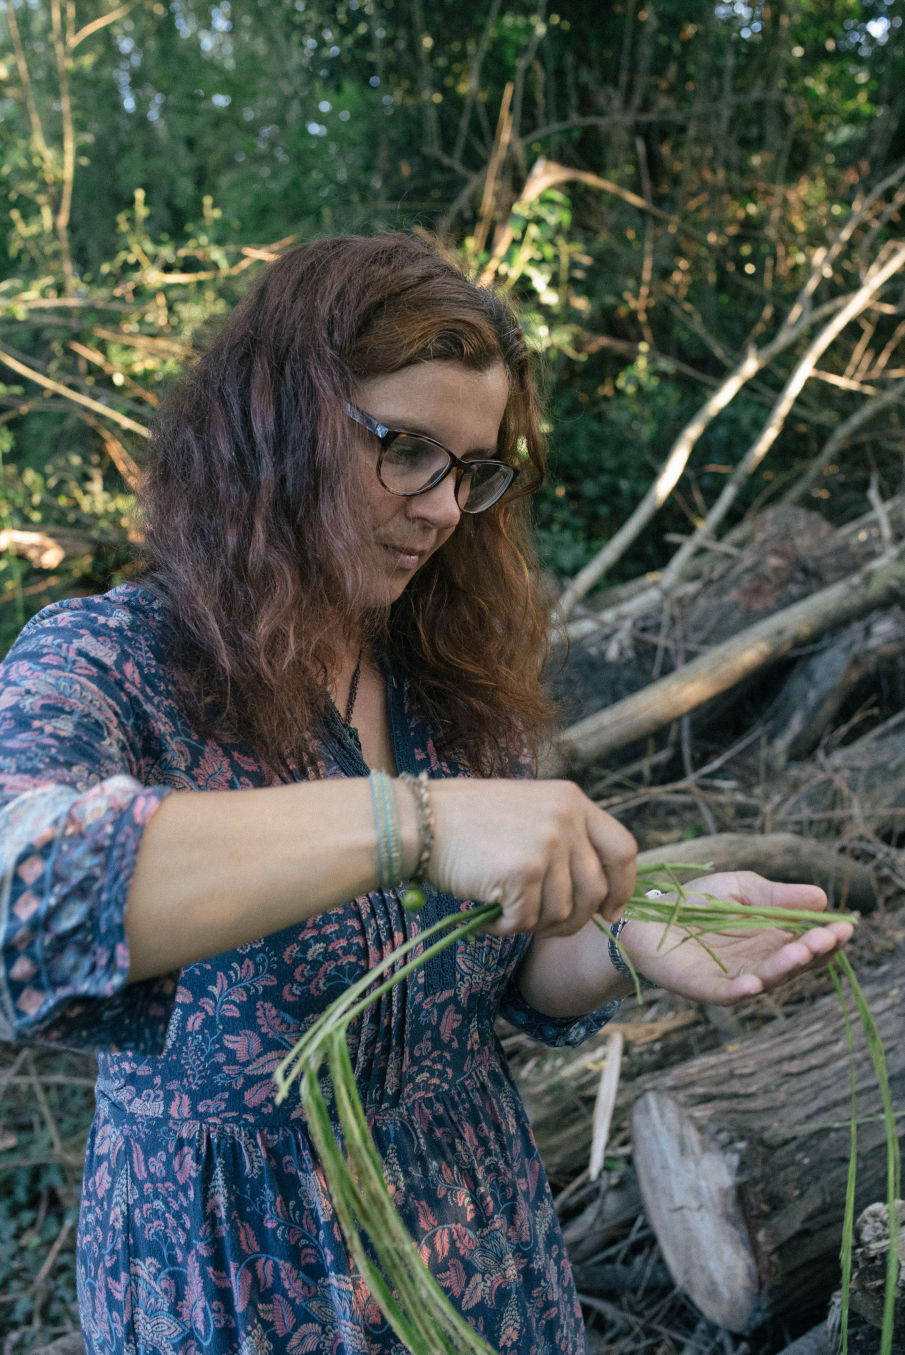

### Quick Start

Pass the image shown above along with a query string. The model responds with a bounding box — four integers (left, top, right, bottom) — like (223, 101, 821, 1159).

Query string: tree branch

(784, 378, 905, 505)
(451, 0, 503, 166)
(557, 240, 905, 619)
(659, 242, 905, 591)
(544, 551, 905, 776)
(70, 0, 143, 50)
(50, 0, 76, 295)
(0, 343, 149, 439)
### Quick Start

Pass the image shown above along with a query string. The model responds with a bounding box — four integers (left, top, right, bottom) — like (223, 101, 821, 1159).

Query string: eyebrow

(387, 419, 501, 459)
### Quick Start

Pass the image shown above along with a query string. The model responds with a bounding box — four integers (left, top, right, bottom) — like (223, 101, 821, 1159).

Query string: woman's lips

(380, 543, 424, 570)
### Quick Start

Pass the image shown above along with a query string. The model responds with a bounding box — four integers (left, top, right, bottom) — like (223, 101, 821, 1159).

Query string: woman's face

(351, 358, 510, 607)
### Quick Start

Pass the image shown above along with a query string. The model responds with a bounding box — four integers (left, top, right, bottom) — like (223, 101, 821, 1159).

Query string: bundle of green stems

(273, 865, 899, 1355)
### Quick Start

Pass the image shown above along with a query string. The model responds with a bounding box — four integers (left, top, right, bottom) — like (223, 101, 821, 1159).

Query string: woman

(0, 233, 851, 1355)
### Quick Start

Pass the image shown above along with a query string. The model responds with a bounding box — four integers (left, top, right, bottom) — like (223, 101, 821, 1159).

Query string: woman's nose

(406, 473, 462, 530)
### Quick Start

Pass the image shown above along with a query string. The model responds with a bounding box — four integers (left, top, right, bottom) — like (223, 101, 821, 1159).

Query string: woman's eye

(388, 438, 439, 466)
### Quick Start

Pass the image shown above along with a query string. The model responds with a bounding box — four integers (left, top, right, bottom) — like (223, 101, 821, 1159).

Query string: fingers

(585, 806, 636, 923)
(764, 879, 830, 915)
(484, 839, 610, 939)
(536, 842, 609, 939)
(431, 778, 637, 938)
(707, 920, 856, 1005)
(685, 871, 830, 916)
(761, 921, 854, 981)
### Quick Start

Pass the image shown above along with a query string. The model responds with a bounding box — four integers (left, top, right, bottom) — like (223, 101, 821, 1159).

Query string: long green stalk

(834, 951, 902, 1355)
(273, 877, 896, 1355)
(274, 903, 502, 1355)
(829, 962, 859, 1355)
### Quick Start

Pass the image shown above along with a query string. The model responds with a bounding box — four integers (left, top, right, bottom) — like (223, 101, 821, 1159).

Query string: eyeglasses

(345, 403, 518, 514)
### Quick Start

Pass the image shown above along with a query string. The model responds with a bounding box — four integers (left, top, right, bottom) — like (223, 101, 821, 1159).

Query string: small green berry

(401, 887, 426, 912)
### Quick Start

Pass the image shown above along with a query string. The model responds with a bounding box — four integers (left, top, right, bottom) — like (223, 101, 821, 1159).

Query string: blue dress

(0, 585, 618, 1355)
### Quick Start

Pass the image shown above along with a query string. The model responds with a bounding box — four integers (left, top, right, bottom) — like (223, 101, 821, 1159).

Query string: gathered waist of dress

(94, 1040, 513, 1131)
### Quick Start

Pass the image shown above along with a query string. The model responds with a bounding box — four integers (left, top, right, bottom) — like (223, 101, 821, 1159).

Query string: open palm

(623, 871, 855, 1006)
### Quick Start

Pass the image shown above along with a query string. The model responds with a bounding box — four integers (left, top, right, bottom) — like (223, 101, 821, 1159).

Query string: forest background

(1, 0, 904, 1349)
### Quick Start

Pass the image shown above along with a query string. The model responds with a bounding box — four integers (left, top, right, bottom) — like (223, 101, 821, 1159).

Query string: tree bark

(778, 716, 905, 839)
(629, 957, 905, 1332)
(764, 608, 905, 764)
(542, 554, 905, 776)
(637, 834, 879, 913)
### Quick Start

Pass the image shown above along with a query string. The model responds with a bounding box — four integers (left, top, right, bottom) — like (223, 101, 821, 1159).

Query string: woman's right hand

(426, 778, 637, 938)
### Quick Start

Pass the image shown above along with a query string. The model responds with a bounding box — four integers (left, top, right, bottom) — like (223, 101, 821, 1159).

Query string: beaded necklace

(342, 648, 363, 729)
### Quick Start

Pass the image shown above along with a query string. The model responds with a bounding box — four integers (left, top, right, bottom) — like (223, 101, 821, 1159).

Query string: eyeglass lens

(380, 436, 512, 512)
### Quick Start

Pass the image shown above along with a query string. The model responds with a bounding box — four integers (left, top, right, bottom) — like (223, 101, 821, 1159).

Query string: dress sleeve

(0, 605, 178, 1053)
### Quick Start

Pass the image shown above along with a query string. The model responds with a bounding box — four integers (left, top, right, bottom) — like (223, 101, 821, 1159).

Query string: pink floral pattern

(0, 587, 618, 1354)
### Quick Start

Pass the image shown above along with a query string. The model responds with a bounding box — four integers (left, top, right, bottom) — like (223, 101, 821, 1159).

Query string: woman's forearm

(514, 917, 636, 1017)
(124, 778, 418, 982)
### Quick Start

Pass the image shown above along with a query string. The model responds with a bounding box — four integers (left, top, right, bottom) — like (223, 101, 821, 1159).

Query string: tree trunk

(542, 554, 905, 776)
(778, 715, 905, 840)
(630, 957, 905, 1333)
(637, 833, 878, 913)
(763, 608, 905, 764)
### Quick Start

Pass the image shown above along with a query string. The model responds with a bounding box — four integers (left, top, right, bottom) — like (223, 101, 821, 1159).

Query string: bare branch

(472, 83, 514, 259)
(0, 342, 150, 438)
(50, 0, 76, 294)
(451, 0, 503, 166)
(557, 344, 762, 616)
(408, 0, 441, 155)
(90, 326, 189, 360)
(558, 242, 905, 618)
(631, 135, 655, 348)
(810, 369, 890, 396)
(508, 0, 547, 166)
(81, 415, 143, 491)
(659, 242, 905, 590)
(477, 156, 696, 290)
(2, 0, 53, 170)
(68, 340, 160, 406)
(70, 0, 143, 50)
(783, 378, 905, 505)
(0, 529, 98, 569)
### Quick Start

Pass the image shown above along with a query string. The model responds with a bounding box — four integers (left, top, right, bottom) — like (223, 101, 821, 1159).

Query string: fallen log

(0, 526, 97, 569)
(542, 552, 905, 776)
(629, 954, 905, 1333)
(778, 714, 905, 840)
(763, 608, 905, 764)
(637, 833, 879, 913)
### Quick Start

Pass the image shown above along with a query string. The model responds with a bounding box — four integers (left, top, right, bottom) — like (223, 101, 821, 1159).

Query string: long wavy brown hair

(139, 232, 554, 775)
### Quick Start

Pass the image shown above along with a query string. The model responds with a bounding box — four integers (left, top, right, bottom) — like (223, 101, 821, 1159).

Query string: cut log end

(632, 1089, 762, 1331)
(629, 962, 905, 1336)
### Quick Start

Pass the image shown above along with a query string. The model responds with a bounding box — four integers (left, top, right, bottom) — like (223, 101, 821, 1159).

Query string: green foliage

(3, 0, 905, 637)
(0, 1047, 95, 1347)
(534, 379, 678, 581)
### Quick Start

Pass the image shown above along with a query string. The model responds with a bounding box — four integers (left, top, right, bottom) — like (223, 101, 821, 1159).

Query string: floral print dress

(0, 585, 618, 1355)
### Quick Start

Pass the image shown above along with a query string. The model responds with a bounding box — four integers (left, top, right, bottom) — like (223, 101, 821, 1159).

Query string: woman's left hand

(622, 871, 855, 1005)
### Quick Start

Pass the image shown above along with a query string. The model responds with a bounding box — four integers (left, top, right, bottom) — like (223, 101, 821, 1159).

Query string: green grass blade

(835, 952, 901, 1355)
(301, 1059, 427, 1351)
(274, 904, 500, 1101)
(829, 960, 858, 1355)
(280, 909, 505, 1354)
(274, 878, 874, 1355)
(328, 1035, 497, 1354)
